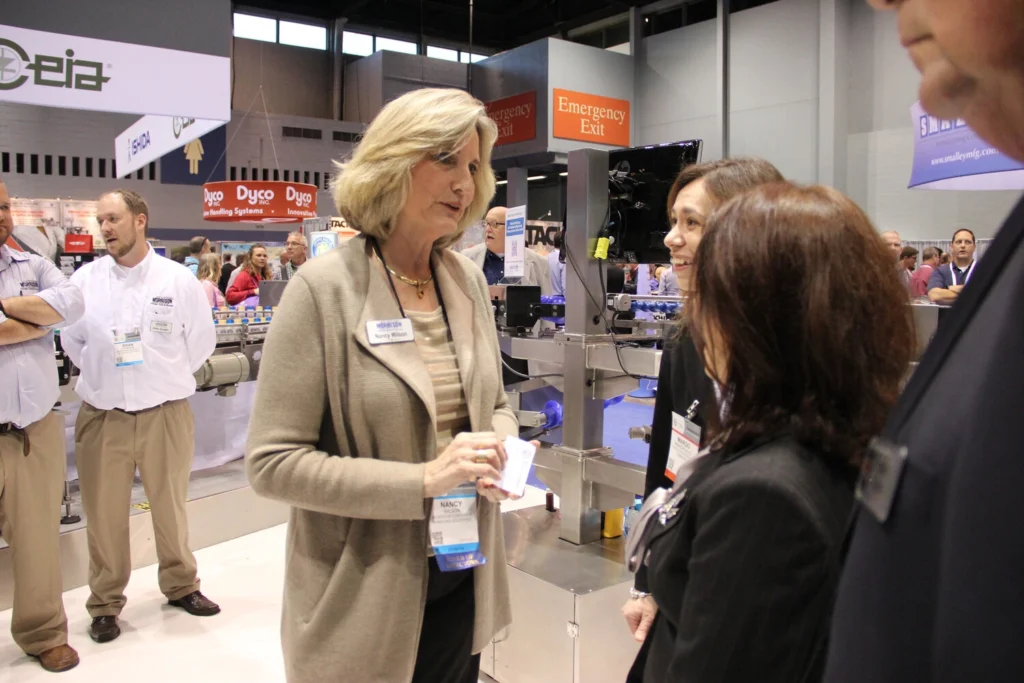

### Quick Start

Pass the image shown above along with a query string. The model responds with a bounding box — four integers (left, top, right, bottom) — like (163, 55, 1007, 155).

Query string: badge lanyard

(950, 261, 975, 287)
(370, 238, 484, 571)
(666, 400, 701, 483)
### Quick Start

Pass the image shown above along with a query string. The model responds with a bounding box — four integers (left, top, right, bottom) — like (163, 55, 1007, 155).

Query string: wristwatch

(629, 588, 651, 600)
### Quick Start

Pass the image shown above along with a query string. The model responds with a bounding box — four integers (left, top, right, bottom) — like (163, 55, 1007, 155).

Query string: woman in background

(629, 183, 914, 682)
(226, 244, 270, 305)
(623, 159, 783, 650)
(196, 253, 226, 307)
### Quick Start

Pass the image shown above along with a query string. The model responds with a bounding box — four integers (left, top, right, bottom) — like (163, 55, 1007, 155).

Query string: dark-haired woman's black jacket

(636, 435, 854, 683)
(634, 335, 716, 594)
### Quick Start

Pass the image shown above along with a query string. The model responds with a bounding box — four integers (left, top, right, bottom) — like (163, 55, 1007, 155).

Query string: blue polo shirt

(927, 261, 976, 291)
(482, 249, 505, 286)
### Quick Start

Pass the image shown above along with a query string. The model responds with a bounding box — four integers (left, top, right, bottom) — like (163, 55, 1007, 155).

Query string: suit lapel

(888, 195, 1024, 431)
(435, 254, 482, 431)
(353, 240, 437, 427)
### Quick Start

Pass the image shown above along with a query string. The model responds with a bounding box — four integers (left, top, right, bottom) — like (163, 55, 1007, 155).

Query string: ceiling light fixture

(527, 175, 546, 181)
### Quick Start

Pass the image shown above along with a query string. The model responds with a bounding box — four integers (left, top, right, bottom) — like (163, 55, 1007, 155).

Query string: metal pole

(467, 0, 474, 93)
(717, 0, 731, 158)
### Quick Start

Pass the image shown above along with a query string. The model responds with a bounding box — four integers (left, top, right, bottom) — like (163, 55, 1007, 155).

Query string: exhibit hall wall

(233, 37, 334, 119)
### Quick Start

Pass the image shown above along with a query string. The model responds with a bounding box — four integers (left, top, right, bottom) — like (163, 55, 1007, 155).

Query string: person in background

(0, 177, 85, 673)
(196, 253, 226, 308)
(463, 207, 552, 292)
(898, 246, 919, 294)
(246, 88, 521, 683)
(226, 244, 271, 305)
(546, 232, 565, 296)
(184, 235, 209, 276)
(272, 250, 290, 281)
(218, 253, 236, 294)
(622, 158, 784, 668)
(61, 189, 219, 646)
(631, 182, 914, 683)
(827, 1, 1024, 681)
(911, 246, 940, 298)
(939, 251, 951, 265)
(281, 232, 308, 280)
(226, 252, 247, 292)
(658, 264, 680, 296)
(880, 230, 903, 261)
(927, 228, 977, 304)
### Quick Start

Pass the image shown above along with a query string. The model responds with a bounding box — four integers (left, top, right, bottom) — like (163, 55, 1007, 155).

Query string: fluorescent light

(527, 175, 546, 181)
(496, 180, 508, 185)
(559, 172, 568, 176)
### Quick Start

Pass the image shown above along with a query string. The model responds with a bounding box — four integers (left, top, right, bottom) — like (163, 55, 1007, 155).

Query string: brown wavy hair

(688, 182, 914, 471)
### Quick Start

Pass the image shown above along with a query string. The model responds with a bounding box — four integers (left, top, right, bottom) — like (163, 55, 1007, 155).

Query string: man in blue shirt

(0, 178, 85, 673)
(183, 235, 209, 276)
(927, 228, 977, 304)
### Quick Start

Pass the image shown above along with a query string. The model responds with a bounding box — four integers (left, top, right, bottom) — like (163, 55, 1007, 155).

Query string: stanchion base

(61, 515, 81, 525)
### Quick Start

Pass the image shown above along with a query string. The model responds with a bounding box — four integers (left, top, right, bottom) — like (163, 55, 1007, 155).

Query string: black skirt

(411, 557, 480, 683)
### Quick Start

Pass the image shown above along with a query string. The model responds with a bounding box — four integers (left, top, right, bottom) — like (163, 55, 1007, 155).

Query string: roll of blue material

(540, 295, 565, 324)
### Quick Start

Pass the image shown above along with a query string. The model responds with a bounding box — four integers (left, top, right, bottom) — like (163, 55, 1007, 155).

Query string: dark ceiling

(238, 0, 659, 51)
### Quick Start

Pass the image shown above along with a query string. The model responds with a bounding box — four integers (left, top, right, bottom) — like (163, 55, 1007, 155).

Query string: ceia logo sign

(0, 37, 110, 92)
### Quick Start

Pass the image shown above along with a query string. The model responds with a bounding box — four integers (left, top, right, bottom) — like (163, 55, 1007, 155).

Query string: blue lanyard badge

(429, 484, 486, 572)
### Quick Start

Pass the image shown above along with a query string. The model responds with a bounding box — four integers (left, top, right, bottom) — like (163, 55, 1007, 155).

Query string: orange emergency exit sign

(552, 88, 630, 147)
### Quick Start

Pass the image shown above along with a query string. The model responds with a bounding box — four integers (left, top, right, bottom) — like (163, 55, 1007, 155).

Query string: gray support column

(629, 7, 645, 146)
(331, 18, 348, 121)
(506, 167, 529, 210)
(716, 0, 731, 158)
(558, 148, 610, 545)
(817, 0, 849, 189)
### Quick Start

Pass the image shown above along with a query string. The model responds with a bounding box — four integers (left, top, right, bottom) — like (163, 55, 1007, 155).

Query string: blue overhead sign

(159, 125, 226, 186)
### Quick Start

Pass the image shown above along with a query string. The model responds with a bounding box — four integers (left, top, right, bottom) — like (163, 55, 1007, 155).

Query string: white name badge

(666, 412, 702, 482)
(366, 318, 414, 345)
(150, 320, 173, 334)
(114, 329, 144, 367)
(429, 484, 480, 554)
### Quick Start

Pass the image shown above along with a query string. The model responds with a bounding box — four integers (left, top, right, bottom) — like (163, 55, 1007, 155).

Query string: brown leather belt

(0, 423, 30, 456)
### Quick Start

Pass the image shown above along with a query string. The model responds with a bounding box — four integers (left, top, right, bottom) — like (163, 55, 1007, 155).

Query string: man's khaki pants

(0, 411, 69, 655)
(75, 400, 199, 617)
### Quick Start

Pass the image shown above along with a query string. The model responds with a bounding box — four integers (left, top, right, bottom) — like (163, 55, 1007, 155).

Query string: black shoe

(89, 616, 120, 644)
(168, 590, 221, 617)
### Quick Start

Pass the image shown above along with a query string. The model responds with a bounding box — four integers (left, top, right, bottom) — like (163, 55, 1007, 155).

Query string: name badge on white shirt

(366, 318, 414, 345)
(114, 329, 144, 367)
(666, 412, 702, 482)
(150, 320, 173, 334)
(20, 280, 40, 297)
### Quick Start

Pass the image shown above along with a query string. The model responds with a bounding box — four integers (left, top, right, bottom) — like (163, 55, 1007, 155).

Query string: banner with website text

(909, 101, 1024, 190)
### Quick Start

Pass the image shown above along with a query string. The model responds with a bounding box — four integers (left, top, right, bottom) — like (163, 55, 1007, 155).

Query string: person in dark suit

(218, 253, 236, 294)
(628, 183, 915, 683)
(825, 3, 1024, 682)
(622, 158, 784, 647)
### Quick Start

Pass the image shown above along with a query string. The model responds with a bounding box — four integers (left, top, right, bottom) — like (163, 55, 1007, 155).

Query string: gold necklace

(375, 253, 433, 298)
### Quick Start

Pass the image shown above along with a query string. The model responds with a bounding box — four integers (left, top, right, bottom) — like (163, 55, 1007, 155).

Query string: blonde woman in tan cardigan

(245, 88, 525, 683)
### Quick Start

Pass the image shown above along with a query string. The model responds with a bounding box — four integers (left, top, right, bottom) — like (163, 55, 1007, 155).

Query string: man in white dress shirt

(0, 179, 85, 673)
(62, 189, 219, 645)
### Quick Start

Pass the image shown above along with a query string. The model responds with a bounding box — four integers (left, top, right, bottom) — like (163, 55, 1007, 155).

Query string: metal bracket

(566, 622, 579, 639)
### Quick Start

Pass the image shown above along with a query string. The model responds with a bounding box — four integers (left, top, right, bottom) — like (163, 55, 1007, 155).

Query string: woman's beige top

(408, 307, 470, 453)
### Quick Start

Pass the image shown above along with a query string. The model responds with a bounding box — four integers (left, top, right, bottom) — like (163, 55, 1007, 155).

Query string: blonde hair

(196, 253, 221, 282)
(331, 88, 498, 251)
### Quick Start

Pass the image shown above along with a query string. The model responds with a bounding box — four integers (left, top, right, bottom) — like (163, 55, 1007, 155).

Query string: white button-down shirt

(0, 246, 85, 427)
(62, 246, 216, 412)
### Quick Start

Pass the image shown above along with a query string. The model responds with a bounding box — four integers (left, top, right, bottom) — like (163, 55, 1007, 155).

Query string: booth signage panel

(116, 114, 225, 179)
(552, 88, 630, 147)
(160, 124, 227, 186)
(504, 205, 527, 279)
(909, 101, 1024, 190)
(486, 91, 537, 147)
(9, 197, 62, 258)
(309, 231, 339, 259)
(61, 199, 104, 249)
(203, 181, 318, 223)
(0, 24, 230, 120)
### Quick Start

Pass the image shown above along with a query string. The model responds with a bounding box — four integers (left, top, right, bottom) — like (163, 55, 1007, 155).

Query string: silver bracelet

(629, 588, 651, 600)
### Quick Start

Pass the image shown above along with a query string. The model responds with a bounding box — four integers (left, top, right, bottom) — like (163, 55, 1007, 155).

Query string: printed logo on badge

(366, 318, 414, 345)
(20, 280, 39, 296)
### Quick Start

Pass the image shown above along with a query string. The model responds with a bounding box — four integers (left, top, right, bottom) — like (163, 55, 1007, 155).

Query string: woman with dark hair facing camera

(626, 183, 914, 683)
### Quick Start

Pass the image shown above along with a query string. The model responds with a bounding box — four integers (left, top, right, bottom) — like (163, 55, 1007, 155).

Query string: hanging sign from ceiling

(115, 114, 225, 178)
(552, 88, 630, 147)
(203, 181, 319, 223)
(0, 24, 230, 120)
(486, 91, 537, 147)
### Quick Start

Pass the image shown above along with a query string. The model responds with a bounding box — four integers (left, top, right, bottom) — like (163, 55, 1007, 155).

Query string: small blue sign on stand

(160, 125, 227, 186)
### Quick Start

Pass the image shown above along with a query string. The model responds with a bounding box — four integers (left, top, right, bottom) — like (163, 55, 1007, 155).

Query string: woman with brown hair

(623, 158, 784, 645)
(225, 243, 271, 305)
(626, 183, 914, 683)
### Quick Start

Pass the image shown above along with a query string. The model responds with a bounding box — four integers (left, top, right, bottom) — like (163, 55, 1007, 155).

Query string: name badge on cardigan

(856, 437, 908, 524)
(366, 318, 414, 345)
(430, 484, 486, 572)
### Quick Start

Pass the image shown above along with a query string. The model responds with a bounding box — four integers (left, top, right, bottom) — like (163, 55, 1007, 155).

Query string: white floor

(0, 487, 549, 682)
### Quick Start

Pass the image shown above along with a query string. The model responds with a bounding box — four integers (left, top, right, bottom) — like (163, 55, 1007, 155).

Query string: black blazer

(634, 334, 716, 593)
(825, 196, 1024, 683)
(636, 436, 854, 683)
